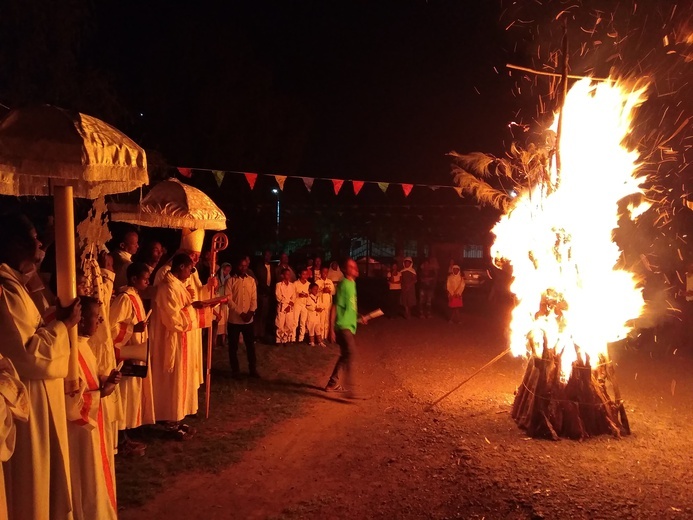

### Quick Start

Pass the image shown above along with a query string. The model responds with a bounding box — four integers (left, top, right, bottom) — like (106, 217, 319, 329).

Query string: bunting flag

(244, 172, 258, 190)
(175, 164, 472, 200)
(332, 179, 344, 195)
(212, 170, 226, 187)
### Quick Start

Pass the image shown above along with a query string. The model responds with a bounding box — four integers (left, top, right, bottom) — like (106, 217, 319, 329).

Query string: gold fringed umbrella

(109, 178, 227, 418)
(0, 105, 148, 393)
(108, 178, 227, 230)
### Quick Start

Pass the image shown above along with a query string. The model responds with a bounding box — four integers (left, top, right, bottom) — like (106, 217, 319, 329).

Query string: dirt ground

(120, 292, 693, 519)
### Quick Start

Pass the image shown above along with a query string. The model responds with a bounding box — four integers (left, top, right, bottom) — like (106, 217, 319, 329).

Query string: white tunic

(150, 271, 212, 422)
(110, 287, 155, 429)
(0, 263, 73, 520)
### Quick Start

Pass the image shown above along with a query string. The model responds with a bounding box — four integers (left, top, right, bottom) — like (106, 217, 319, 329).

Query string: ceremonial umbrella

(0, 105, 148, 391)
(110, 178, 227, 418)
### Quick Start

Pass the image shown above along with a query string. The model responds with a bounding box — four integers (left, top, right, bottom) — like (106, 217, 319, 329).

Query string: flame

(492, 79, 649, 378)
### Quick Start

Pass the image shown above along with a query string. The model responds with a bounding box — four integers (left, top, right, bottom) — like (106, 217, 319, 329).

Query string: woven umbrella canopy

(0, 105, 149, 389)
(109, 178, 227, 230)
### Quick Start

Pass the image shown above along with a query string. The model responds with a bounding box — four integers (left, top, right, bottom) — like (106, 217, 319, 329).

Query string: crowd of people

(0, 211, 370, 520)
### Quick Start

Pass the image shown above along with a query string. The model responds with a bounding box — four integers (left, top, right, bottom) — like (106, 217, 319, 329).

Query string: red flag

(302, 177, 315, 192)
(332, 179, 344, 195)
(177, 167, 192, 178)
(352, 180, 365, 195)
(402, 183, 414, 197)
(244, 172, 258, 189)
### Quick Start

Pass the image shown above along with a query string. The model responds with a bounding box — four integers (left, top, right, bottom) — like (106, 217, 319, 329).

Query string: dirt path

(122, 303, 693, 519)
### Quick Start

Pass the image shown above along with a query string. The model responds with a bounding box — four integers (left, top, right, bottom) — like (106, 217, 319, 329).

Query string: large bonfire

(453, 78, 650, 440)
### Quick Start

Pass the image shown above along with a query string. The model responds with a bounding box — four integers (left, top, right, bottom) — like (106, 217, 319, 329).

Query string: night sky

(93, 0, 516, 185)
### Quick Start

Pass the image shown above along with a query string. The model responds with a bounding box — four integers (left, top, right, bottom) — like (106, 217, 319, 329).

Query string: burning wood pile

(452, 78, 650, 440)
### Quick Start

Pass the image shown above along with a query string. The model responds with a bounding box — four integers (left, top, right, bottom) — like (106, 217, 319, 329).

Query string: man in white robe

(275, 268, 296, 344)
(153, 229, 214, 392)
(150, 253, 213, 436)
(66, 296, 120, 520)
(315, 266, 335, 343)
(110, 262, 155, 448)
(0, 214, 81, 520)
(0, 354, 30, 520)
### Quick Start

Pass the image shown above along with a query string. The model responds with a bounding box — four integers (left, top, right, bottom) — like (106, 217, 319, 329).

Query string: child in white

(292, 269, 311, 342)
(315, 266, 334, 342)
(275, 268, 296, 344)
(305, 283, 326, 347)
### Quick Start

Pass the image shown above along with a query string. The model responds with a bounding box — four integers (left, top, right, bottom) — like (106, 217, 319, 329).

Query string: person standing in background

(112, 228, 139, 290)
(215, 262, 233, 347)
(255, 250, 275, 343)
(400, 257, 417, 319)
(315, 266, 335, 343)
(226, 258, 259, 378)
(293, 269, 311, 343)
(275, 268, 296, 344)
(275, 252, 296, 283)
(447, 265, 466, 324)
(386, 262, 402, 318)
(418, 258, 436, 319)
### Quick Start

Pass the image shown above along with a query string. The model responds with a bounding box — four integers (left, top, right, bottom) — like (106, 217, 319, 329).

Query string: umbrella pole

(54, 186, 80, 393)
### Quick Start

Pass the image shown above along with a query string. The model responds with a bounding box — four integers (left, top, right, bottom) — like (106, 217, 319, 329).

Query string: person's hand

(133, 321, 147, 333)
(359, 315, 369, 325)
(187, 287, 196, 299)
(329, 329, 336, 343)
(101, 369, 121, 397)
(208, 276, 218, 290)
(245, 310, 255, 323)
(56, 298, 81, 329)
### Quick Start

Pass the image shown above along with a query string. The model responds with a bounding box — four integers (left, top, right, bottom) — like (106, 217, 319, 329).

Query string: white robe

(110, 287, 155, 429)
(0, 263, 73, 520)
(66, 337, 117, 520)
(154, 264, 211, 388)
(275, 281, 296, 343)
(0, 354, 30, 520)
(150, 271, 212, 422)
(315, 277, 334, 337)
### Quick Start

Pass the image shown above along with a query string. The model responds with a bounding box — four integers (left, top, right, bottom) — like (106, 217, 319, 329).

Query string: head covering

(180, 228, 205, 252)
(401, 256, 416, 275)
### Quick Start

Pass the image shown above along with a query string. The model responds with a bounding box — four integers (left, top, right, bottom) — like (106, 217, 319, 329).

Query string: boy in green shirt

(325, 258, 369, 398)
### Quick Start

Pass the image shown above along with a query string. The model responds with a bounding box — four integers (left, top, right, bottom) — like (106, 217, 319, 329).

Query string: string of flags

(176, 167, 465, 198)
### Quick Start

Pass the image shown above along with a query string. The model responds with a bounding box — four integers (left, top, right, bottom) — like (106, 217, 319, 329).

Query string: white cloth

(275, 281, 296, 343)
(0, 263, 73, 520)
(0, 354, 29, 520)
(327, 266, 343, 284)
(315, 277, 334, 336)
(226, 275, 258, 325)
(66, 337, 117, 520)
(110, 287, 155, 429)
(447, 267, 466, 296)
(293, 280, 310, 341)
(305, 294, 324, 337)
(150, 270, 212, 422)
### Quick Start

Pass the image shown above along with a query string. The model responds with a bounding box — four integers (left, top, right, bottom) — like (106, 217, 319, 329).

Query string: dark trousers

(329, 329, 356, 389)
(228, 322, 256, 374)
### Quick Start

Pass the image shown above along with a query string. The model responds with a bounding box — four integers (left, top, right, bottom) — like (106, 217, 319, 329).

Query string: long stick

(425, 347, 511, 410)
(54, 186, 80, 394)
(505, 63, 614, 83)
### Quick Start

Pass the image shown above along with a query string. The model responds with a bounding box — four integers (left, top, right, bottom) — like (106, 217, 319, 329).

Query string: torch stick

(425, 347, 511, 411)
(205, 232, 228, 418)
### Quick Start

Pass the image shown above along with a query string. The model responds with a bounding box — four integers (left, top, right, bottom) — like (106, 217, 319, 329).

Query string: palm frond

(452, 168, 511, 211)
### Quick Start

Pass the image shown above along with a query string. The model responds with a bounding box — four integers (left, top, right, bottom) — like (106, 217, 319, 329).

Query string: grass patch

(116, 340, 335, 510)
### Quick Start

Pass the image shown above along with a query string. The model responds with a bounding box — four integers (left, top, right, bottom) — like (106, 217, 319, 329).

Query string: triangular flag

(453, 187, 463, 197)
(402, 184, 414, 197)
(275, 175, 287, 191)
(302, 177, 314, 192)
(378, 182, 389, 193)
(177, 167, 192, 178)
(332, 179, 344, 195)
(352, 180, 365, 195)
(212, 170, 226, 187)
(430, 186, 440, 191)
(244, 172, 258, 189)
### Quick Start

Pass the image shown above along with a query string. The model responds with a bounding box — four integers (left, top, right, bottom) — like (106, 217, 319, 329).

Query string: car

(461, 259, 492, 290)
